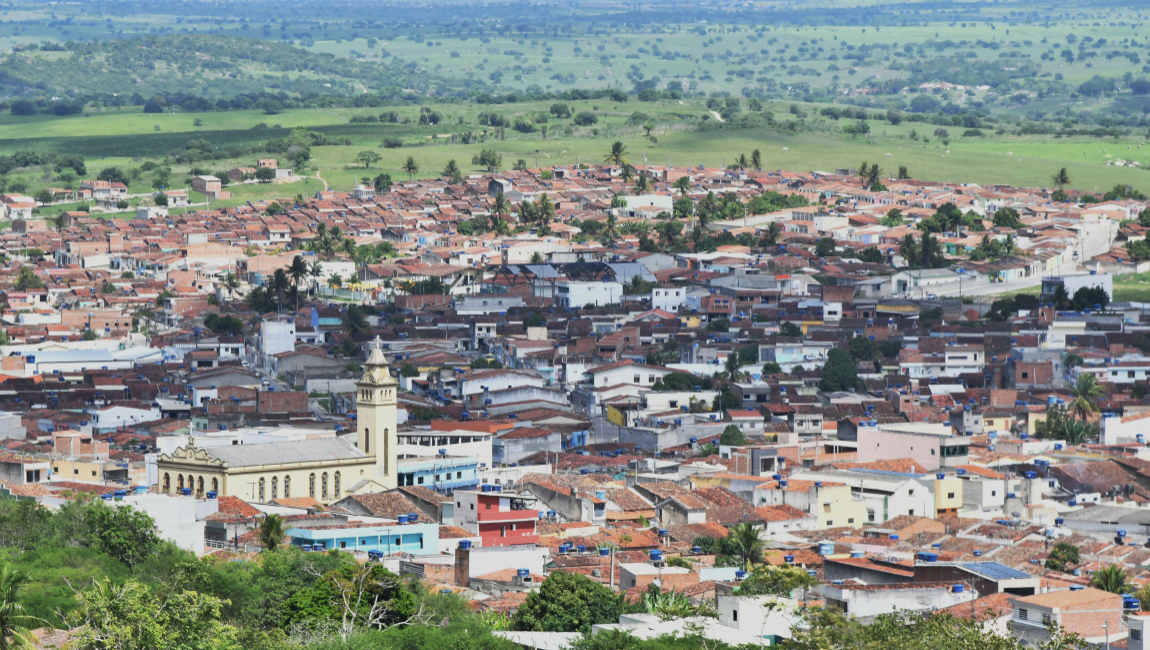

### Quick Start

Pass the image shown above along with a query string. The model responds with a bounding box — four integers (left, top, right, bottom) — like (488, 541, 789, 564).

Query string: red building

(456, 486, 539, 547)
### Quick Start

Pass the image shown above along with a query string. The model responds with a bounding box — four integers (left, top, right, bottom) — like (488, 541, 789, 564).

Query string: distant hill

(0, 34, 476, 99)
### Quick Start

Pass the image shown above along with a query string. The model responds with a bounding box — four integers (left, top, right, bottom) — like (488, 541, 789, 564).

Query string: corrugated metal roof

(203, 437, 366, 468)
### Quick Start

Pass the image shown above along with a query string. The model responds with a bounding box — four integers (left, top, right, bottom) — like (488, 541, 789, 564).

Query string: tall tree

(1052, 167, 1072, 190)
(819, 348, 860, 392)
(402, 156, 419, 182)
(288, 256, 309, 310)
(1068, 373, 1105, 422)
(673, 175, 692, 199)
(751, 149, 762, 170)
(604, 141, 628, 166)
(443, 159, 463, 184)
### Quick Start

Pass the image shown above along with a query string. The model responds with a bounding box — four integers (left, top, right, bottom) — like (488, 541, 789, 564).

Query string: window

(848, 518, 855, 524)
(309, 473, 316, 497)
(163, 473, 170, 492)
(485, 502, 491, 510)
(991, 490, 997, 496)
(501, 525, 506, 537)
(365, 428, 370, 454)
(1021, 372, 1029, 379)
(908, 509, 915, 515)
(321, 473, 329, 499)
(826, 520, 833, 525)
(948, 492, 955, 499)
(334, 472, 341, 498)
(1132, 630, 1142, 641)
(733, 610, 738, 622)
(271, 477, 278, 499)
(418, 476, 424, 485)
(284, 476, 291, 498)
(259, 478, 265, 502)
(1041, 613, 1051, 624)
(634, 375, 640, 383)
(178, 475, 184, 490)
(908, 489, 915, 496)
(930, 449, 936, 455)
(1018, 609, 1028, 621)
(867, 510, 875, 522)
(456, 471, 462, 479)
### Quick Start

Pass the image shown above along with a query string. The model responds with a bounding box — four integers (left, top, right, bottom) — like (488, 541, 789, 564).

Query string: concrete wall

(111, 493, 210, 555)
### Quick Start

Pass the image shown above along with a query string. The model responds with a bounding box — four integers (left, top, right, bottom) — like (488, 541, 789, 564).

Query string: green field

(7, 95, 1150, 214)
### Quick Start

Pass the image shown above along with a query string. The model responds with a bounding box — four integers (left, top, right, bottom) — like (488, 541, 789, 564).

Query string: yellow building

(156, 338, 399, 504)
(934, 476, 963, 516)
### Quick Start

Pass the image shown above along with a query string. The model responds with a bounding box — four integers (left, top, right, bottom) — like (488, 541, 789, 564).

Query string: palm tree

(492, 216, 511, 236)
(308, 260, 324, 295)
(1069, 373, 1105, 422)
(919, 232, 942, 269)
(673, 175, 691, 198)
(0, 564, 46, 650)
(257, 514, 287, 551)
(271, 269, 290, 313)
(538, 192, 555, 220)
(288, 256, 308, 310)
(727, 522, 763, 571)
(529, 251, 545, 264)
(402, 156, 419, 181)
(899, 234, 920, 269)
(1091, 565, 1130, 594)
(604, 141, 628, 166)
(342, 237, 358, 262)
(342, 305, 370, 337)
(635, 174, 650, 194)
(223, 271, 241, 295)
(602, 213, 619, 245)
(723, 352, 743, 382)
(1003, 233, 1017, 257)
(492, 192, 510, 221)
(751, 149, 762, 170)
(762, 223, 782, 248)
(443, 159, 462, 183)
(620, 163, 634, 182)
(736, 153, 748, 170)
(1052, 167, 1072, 190)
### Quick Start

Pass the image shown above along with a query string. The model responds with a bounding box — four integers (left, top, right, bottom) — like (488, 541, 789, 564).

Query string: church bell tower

(356, 337, 398, 489)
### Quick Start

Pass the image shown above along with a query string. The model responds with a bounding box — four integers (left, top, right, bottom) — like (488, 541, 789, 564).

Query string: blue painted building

(397, 454, 479, 493)
(288, 521, 440, 555)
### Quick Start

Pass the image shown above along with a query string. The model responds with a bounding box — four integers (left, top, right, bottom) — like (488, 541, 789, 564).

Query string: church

(155, 338, 399, 504)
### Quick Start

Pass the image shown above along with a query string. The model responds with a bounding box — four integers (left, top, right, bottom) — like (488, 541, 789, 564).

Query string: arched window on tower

(177, 475, 184, 490)
(271, 477, 278, 500)
(309, 473, 316, 497)
(334, 471, 341, 499)
(163, 473, 170, 492)
(196, 476, 204, 495)
(365, 429, 370, 455)
(284, 476, 291, 498)
(211, 478, 219, 493)
(321, 472, 329, 500)
(258, 478, 265, 502)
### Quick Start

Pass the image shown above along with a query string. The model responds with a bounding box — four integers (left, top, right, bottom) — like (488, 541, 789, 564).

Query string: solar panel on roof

(961, 562, 1030, 580)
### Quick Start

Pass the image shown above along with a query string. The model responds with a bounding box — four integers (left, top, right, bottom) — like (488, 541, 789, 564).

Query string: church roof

(201, 437, 367, 468)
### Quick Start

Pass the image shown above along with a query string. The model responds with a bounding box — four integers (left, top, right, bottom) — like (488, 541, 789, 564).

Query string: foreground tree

(0, 564, 47, 650)
(513, 572, 629, 633)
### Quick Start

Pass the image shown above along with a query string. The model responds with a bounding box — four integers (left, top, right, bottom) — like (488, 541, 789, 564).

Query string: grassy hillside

(0, 34, 476, 98)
